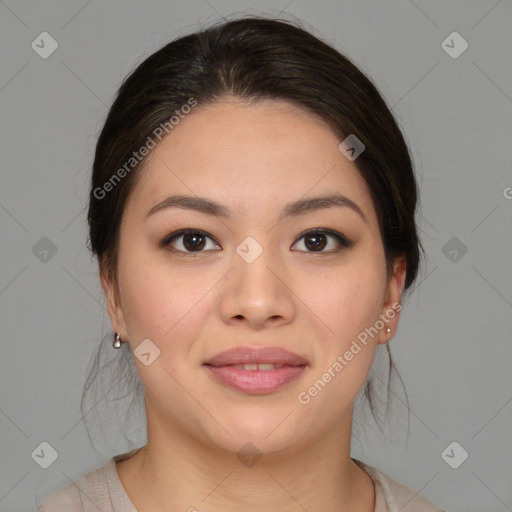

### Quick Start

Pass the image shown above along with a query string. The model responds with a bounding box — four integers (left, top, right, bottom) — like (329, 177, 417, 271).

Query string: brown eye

(303, 232, 328, 251)
(161, 229, 220, 253)
(292, 229, 353, 253)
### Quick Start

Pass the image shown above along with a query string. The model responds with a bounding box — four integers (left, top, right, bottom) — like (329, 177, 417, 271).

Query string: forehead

(125, 99, 377, 226)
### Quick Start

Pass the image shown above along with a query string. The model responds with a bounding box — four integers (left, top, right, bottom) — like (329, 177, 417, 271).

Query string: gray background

(1, 1, 511, 511)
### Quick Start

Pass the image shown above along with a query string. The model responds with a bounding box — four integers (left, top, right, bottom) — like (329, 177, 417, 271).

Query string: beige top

(37, 448, 446, 512)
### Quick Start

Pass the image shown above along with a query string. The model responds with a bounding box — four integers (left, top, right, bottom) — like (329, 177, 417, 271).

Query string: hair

(82, 15, 425, 450)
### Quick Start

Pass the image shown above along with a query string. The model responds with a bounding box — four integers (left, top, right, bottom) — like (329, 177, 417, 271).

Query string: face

(102, 98, 406, 455)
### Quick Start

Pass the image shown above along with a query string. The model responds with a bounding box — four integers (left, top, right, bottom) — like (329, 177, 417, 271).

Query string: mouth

(203, 346, 308, 394)
(203, 346, 308, 367)
(214, 363, 300, 370)
(203, 364, 307, 394)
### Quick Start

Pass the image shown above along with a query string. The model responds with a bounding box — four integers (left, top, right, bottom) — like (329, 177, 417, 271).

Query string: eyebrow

(145, 193, 367, 223)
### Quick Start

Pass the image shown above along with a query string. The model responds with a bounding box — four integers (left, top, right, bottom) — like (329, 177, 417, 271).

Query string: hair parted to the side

(82, 15, 425, 450)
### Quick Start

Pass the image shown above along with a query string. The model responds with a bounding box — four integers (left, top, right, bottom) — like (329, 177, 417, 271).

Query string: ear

(99, 258, 129, 342)
(377, 254, 407, 344)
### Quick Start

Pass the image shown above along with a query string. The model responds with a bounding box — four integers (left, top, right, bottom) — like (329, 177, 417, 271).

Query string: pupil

(306, 233, 326, 251)
(184, 233, 205, 251)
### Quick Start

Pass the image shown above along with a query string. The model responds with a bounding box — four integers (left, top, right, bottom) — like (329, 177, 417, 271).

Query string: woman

(37, 16, 446, 512)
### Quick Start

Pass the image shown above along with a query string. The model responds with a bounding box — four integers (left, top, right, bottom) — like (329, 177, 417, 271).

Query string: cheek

(117, 247, 211, 352)
(299, 266, 384, 414)
(299, 259, 386, 405)
(305, 260, 385, 345)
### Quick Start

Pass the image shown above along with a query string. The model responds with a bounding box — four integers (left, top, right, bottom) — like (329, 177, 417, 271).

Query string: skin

(101, 97, 406, 512)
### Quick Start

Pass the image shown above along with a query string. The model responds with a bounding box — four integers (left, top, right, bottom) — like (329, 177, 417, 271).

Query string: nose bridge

(219, 233, 295, 327)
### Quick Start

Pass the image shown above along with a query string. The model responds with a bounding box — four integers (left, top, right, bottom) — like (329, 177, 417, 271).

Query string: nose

(218, 241, 296, 330)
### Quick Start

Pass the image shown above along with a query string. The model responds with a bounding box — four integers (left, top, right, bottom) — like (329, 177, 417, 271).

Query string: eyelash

(160, 228, 353, 255)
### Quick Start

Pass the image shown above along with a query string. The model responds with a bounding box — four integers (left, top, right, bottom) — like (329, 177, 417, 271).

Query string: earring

(113, 332, 122, 349)
(386, 328, 391, 333)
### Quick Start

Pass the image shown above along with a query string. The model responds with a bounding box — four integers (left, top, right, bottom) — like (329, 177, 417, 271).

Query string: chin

(200, 413, 305, 456)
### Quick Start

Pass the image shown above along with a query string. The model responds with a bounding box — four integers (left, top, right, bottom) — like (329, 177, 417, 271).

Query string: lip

(203, 346, 308, 395)
(205, 364, 306, 394)
(203, 346, 308, 367)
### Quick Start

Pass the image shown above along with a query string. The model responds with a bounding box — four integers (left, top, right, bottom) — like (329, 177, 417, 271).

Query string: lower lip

(204, 365, 306, 394)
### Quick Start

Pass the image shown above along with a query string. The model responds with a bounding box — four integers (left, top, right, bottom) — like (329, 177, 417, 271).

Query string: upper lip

(204, 347, 308, 367)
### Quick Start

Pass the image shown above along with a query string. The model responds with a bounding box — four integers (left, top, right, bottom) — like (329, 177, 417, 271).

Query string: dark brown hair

(82, 15, 424, 448)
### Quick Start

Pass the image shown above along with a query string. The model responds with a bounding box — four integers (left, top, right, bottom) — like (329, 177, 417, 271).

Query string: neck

(116, 406, 375, 512)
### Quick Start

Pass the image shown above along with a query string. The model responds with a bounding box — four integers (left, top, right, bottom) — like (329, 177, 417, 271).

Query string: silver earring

(386, 328, 391, 333)
(113, 332, 122, 349)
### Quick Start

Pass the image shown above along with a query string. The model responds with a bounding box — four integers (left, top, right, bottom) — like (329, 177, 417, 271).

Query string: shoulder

(36, 459, 111, 512)
(352, 458, 448, 512)
(36, 448, 142, 512)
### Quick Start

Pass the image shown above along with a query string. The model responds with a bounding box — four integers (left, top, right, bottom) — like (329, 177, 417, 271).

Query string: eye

(161, 228, 353, 255)
(291, 229, 353, 253)
(161, 229, 220, 254)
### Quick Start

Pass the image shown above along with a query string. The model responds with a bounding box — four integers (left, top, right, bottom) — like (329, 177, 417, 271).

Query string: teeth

(258, 363, 279, 370)
(233, 363, 285, 370)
